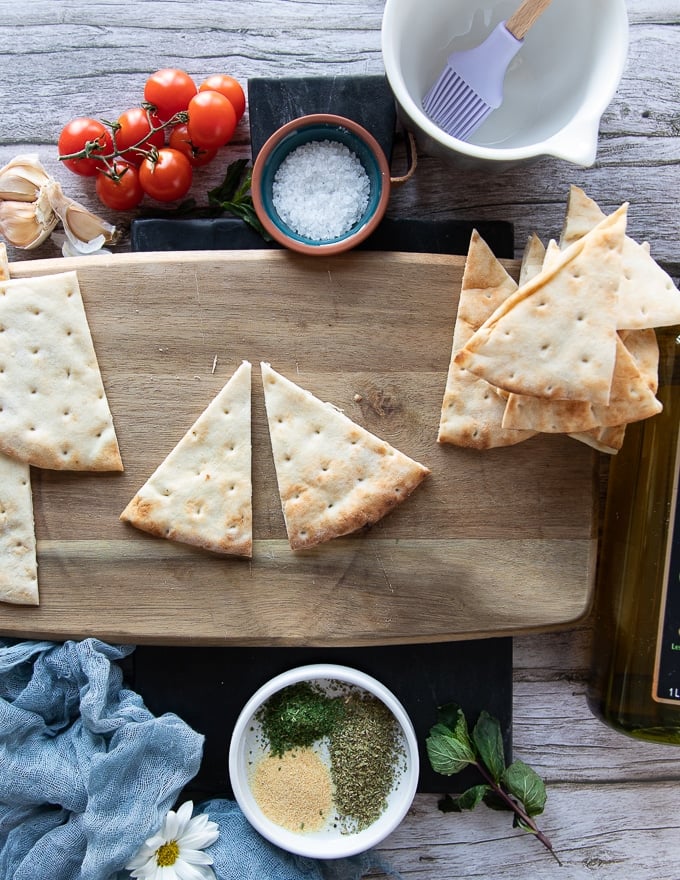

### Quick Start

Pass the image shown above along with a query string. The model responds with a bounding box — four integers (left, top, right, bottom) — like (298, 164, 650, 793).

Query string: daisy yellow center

(156, 840, 180, 867)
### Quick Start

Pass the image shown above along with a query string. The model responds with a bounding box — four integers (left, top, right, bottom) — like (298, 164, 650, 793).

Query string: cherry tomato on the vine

(95, 160, 144, 211)
(115, 107, 165, 164)
(168, 123, 217, 167)
(199, 74, 246, 120)
(143, 68, 197, 122)
(138, 148, 192, 202)
(187, 90, 237, 150)
(58, 117, 113, 177)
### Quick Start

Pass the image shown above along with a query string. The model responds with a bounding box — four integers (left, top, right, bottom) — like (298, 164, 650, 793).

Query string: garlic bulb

(0, 154, 52, 202)
(0, 196, 58, 249)
(0, 154, 117, 252)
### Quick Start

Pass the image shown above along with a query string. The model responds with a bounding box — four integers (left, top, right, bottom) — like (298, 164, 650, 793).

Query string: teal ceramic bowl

(251, 114, 391, 255)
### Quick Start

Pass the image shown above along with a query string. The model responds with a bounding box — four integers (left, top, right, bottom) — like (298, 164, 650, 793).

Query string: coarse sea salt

(272, 139, 371, 241)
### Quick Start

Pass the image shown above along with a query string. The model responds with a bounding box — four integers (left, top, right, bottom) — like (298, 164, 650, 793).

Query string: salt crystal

(272, 139, 371, 241)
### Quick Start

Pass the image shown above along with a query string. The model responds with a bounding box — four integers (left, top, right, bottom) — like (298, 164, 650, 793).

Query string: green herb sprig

(207, 158, 270, 239)
(137, 159, 271, 241)
(426, 704, 561, 865)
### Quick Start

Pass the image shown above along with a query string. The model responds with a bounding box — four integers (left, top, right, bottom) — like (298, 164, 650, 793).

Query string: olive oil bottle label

(653, 431, 680, 704)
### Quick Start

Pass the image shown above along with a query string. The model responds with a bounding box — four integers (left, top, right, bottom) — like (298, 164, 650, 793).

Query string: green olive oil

(588, 326, 680, 743)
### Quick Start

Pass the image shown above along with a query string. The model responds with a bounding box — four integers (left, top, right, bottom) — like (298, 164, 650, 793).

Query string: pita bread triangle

(121, 360, 253, 557)
(0, 270, 122, 471)
(261, 362, 430, 550)
(518, 233, 546, 286)
(502, 333, 662, 432)
(438, 230, 536, 448)
(454, 204, 628, 406)
(561, 185, 680, 330)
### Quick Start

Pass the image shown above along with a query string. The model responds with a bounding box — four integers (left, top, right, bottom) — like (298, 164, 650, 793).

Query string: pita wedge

(518, 233, 546, 286)
(0, 270, 122, 471)
(121, 360, 252, 557)
(0, 453, 38, 605)
(455, 204, 628, 406)
(261, 362, 430, 550)
(503, 332, 662, 432)
(569, 423, 628, 455)
(561, 185, 680, 330)
(438, 230, 536, 448)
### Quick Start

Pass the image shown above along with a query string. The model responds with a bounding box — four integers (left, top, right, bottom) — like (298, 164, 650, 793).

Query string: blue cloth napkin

(0, 638, 203, 880)
(0, 640, 401, 880)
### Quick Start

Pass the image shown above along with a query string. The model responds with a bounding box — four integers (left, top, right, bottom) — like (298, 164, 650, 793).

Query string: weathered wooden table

(1, 1, 679, 876)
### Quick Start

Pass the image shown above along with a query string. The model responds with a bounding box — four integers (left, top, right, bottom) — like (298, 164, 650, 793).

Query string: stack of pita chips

(0, 252, 122, 604)
(439, 188, 680, 453)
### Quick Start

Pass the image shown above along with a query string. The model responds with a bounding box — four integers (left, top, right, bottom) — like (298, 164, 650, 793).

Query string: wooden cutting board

(0, 249, 597, 646)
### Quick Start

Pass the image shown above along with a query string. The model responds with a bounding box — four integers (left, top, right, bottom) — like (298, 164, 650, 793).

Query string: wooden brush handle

(506, 0, 553, 40)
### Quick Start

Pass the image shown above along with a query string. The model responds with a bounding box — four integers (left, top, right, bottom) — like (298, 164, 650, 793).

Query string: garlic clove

(0, 154, 52, 202)
(0, 199, 58, 249)
(45, 180, 118, 247)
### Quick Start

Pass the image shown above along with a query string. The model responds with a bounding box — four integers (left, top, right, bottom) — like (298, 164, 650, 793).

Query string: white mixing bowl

(381, 0, 629, 169)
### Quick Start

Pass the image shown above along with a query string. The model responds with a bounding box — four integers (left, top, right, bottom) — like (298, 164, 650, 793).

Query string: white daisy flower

(126, 800, 219, 880)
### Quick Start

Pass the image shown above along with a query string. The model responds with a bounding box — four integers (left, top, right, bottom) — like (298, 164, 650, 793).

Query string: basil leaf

(472, 710, 506, 783)
(502, 760, 547, 817)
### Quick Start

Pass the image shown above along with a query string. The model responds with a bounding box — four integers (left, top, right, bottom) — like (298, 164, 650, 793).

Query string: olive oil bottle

(588, 325, 680, 743)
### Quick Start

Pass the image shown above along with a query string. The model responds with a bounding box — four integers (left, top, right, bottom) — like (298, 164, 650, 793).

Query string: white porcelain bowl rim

(381, 0, 629, 164)
(228, 663, 420, 859)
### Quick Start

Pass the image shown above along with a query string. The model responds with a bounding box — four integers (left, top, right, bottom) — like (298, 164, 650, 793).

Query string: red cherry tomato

(143, 68, 198, 122)
(115, 107, 165, 164)
(95, 160, 144, 211)
(138, 148, 193, 202)
(187, 90, 237, 150)
(168, 123, 217, 167)
(199, 74, 246, 120)
(58, 117, 113, 177)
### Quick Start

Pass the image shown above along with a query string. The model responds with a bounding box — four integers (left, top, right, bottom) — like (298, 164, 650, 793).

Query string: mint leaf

(436, 702, 464, 731)
(207, 160, 272, 241)
(427, 706, 559, 864)
(426, 725, 476, 776)
(454, 784, 490, 812)
(472, 710, 506, 784)
(502, 760, 547, 818)
(437, 703, 475, 751)
(208, 159, 249, 204)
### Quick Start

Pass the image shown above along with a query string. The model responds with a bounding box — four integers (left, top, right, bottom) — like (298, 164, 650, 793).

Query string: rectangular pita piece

(0, 453, 38, 605)
(454, 204, 628, 406)
(0, 270, 123, 471)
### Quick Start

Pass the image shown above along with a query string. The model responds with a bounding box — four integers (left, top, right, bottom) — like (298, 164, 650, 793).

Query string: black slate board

(128, 74, 515, 798)
(247, 74, 397, 162)
(130, 215, 513, 257)
(125, 640, 513, 799)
